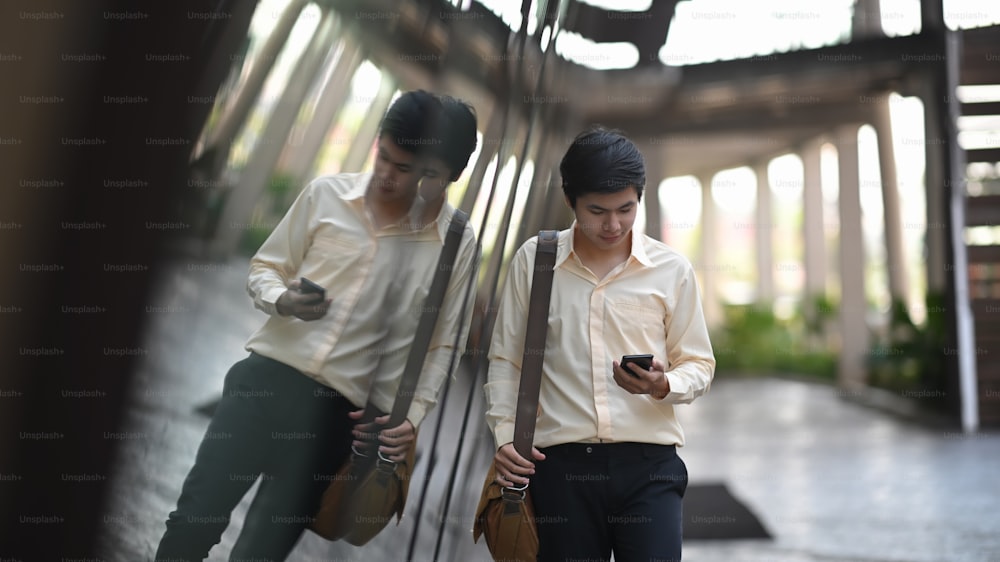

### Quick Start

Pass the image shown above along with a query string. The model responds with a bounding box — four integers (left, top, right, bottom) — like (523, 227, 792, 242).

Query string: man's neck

(573, 227, 632, 279)
(365, 192, 446, 231)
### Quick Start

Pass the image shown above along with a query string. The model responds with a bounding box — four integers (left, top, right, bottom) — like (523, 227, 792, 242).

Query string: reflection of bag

(309, 211, 468, 545)
(473, 230, 558, 562)
(310, 428, 418, 545)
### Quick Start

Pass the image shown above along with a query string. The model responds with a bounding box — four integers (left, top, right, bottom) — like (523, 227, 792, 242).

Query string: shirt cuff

(650, 371, 670, 400)
(406, 403, 428, 429)
(492, 421, 515, 451)
(661, 372, 687, 402)
(257, 285, 287, 316)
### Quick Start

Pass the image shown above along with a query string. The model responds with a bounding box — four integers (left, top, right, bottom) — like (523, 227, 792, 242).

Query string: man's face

(416, 157, 453, 203)
(370, 136, 425, 206)
(371, 136, 453, 207)
(569, 187, 639, 253)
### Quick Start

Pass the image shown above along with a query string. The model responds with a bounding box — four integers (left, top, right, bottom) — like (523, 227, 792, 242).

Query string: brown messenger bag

(310, 210, 468, 545)
(473, 229, 558, 562)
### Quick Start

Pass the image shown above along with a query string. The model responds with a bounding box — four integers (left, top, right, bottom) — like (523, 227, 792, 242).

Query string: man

(485, 128, 715, 561)
(155, 91, 479, 561)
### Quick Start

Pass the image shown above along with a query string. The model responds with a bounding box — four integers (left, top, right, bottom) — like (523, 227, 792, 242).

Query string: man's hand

(494, 442, 545, 488)
(275, 279, 331, 320)
(348, 410, 415, 463)
(612, 358, 670, 400)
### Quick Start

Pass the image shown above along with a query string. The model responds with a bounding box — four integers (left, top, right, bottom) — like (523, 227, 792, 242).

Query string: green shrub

(711, 298, 837, 380)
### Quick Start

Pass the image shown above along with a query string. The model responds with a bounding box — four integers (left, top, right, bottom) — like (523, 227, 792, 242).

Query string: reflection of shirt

(485, 225, 715, 449)
(245, 172, 478, 427)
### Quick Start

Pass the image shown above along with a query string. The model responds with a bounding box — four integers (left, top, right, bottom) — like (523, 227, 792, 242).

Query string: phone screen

(299, 277, 326, 299)
(621, 354, 653, 377)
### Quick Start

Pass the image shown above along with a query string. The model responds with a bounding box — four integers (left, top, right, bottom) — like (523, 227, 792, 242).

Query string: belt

(540, 442, 676, 458)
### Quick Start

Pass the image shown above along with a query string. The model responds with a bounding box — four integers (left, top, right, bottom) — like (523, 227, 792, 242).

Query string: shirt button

(586, 446, 593, 454)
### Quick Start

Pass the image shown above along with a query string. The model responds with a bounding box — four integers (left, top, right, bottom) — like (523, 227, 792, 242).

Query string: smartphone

(299, 277, 326, 300)
(621, 354, 653, 378)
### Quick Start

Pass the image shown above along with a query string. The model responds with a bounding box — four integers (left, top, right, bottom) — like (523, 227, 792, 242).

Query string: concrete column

(852, 0, 884, 39)
(542, 160, 568, 228)
(872, 97, 912, 308)
(699, 174, 720, 327)
(637, 142, 664, 241)
(802, 140, 827, 296)
(921, 28, 978, 432)
(835, 125, 869, 390)
(755, 163, 774, 302)
(921, 0, 943, 31)
(482, 118, 529, 292)
(460, 105, 506, 213)
(210, 7, 340, 257)
(205, 0, 309, 156)
(340, 72, 397, 173)
(516, 126, 557, 244)
(921, 86, 947, 294)
(282, 37, 363, 184)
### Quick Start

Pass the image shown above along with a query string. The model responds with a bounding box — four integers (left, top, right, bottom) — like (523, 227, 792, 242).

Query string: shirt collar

(342, 171, 452, 242)
(556, 221, 654, 269)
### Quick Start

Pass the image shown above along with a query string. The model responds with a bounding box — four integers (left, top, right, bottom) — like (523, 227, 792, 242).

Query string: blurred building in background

(179, 0, 1000, 430)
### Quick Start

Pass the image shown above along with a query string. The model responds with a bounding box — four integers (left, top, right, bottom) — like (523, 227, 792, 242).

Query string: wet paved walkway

(98, 257, 1000, 562)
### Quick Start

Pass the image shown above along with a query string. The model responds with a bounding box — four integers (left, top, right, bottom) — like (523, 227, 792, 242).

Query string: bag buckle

(375, 449, 397, 473)
(501, 481, 527, 502)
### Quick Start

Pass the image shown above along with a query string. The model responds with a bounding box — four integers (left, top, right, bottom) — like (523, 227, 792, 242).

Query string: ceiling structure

(328, 0, 997, 177)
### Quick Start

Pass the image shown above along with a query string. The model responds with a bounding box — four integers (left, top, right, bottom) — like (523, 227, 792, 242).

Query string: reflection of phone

(299, 277, 326, 300)
(621, 354, 653, 378)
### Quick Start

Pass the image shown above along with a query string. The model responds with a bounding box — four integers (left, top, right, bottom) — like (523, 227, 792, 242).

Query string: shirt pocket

(298, 232, 370, 289)
(604, 296, 666, 355)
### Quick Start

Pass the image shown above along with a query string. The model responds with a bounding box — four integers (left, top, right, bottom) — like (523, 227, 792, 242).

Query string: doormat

(684, 483, 772, 540)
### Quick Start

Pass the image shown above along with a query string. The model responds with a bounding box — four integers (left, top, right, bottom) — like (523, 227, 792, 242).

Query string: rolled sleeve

(661, 266, 716, 404)
(246, 180, 316, 315)
(406, 229, 480, 428)
(484, 243, 532, 450)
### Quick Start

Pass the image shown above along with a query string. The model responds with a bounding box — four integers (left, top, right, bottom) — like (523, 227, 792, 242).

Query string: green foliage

(866, 293, 949, 409)
(266, 172, 298, 214)
(237, 172, 298, 257)
(711, 298, 837, 380)
(239, 224, 274, 257)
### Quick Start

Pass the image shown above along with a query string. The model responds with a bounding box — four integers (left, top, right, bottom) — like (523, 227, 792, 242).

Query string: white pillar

(699, 174, 720, 327)
(516, 127, 557, 243)
(836, 125, 869, 390)
(281, 37, 364, 182)
(211, 8, 340, 257)
(460, 106, 506, 213)
(755, 163, 774, 302)
(205, 0, 309, 154)
(873, 97, 911, 309)
(802, 140, 827, 297)
(340, 72, 397, 173)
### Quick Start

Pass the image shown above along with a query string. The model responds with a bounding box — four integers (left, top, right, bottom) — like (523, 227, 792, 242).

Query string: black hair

(559, 127, 645, 207)
(431, 96, 478, 181)
(378, 91, 478, 180)
(378, 90, 442, 156)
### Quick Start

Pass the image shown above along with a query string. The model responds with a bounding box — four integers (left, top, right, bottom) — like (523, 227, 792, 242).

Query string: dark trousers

(530, 442, 688, 562)
(154, 353, 356, 562)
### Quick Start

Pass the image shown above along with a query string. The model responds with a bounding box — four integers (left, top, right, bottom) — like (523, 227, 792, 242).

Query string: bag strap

(511, 230, 558, 460)
(383, 209, 469, 427)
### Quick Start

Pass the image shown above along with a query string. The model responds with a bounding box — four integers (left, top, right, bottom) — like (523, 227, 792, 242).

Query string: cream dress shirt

(485, 225, 715, 449)
(245, 172, 478, 427)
